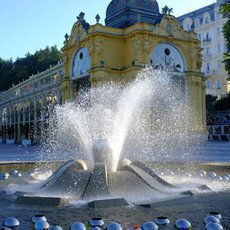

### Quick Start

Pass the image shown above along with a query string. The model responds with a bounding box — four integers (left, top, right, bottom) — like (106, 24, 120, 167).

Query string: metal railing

(208, 125, 230, 141)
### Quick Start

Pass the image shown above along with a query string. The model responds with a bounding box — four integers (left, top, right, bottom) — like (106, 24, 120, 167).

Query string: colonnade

(0, 93, 61, 144)
(0, 63, 64, 145)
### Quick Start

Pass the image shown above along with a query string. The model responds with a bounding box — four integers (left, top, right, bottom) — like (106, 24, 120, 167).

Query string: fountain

(4, 68, 229, 207)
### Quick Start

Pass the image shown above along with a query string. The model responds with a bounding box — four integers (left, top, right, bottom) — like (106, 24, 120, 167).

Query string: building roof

(177, 3, 215, 23)
(105, 0, 162, 28)
(178, 0, 230, 24)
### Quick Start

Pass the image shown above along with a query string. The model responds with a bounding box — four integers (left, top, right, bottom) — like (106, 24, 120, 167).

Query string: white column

(14, 109, 17, 140)
(22, 104, 26, 125)
(9, 107, 12, 126)
(40, 96, 44, 134)
(5, 108, 9, 141)
(17, 106, 21, 142)
(0, 108, 2, 142)
(28, 104, 31, 125)
(33, 98, 37, 139)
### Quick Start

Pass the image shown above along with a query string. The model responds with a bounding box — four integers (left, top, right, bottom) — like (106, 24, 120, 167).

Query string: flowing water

(40, 68, 204, 171)
(0, 68, 229, 228)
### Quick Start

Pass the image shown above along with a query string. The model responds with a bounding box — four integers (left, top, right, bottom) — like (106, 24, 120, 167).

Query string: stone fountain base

(13, 159, 211, 207)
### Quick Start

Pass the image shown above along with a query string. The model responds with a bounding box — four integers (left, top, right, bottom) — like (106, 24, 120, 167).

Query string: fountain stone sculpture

(13, 68, 212, 206)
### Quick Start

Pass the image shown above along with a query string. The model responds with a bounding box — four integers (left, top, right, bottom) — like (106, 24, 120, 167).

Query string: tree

(206, 94, 217, 125)
(220, 1, 230, 80)
(206, 94, 230, 125)
(0, 46, 62, 91)
(214, 93, 230, 111)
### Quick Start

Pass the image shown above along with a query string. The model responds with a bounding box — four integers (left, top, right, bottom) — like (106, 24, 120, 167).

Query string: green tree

(0, 46, 62, 91)
(214, 93, 230, 111)
(220, 2, 230, 80)
(206, 94, 217, 125)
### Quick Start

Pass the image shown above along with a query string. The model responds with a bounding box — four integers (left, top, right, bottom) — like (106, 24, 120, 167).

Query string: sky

(0, 0, 216, 61)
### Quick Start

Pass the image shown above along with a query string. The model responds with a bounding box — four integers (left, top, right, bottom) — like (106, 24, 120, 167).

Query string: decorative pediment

(154, 15, 194, 40)
(68, 22, 88, 46)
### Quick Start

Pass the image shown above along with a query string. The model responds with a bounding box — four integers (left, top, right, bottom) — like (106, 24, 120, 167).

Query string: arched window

(151, 43, 185, 72)
(182, 17, 193, 31)
(216, 79, 222, 89)
(203, 12, 211, 24)
(2, 108, 7, 123)
(206, 79, 212, 89)
(194, 18, 200, 27)
(71, 47, 91, 80)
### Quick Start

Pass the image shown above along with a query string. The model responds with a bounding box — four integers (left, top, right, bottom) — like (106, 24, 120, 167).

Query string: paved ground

(0, 143, 41, 162)
(193, 141, 230, 163)
(0, 142, 229, 229)
(1, 141, 229, 163)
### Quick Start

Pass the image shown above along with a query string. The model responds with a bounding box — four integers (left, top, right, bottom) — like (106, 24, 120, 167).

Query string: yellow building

(0, 0, 206, 144)
(62, 0, 206, 130)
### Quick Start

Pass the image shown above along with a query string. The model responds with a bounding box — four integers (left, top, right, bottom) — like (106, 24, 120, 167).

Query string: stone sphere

(207, 212, 222, 220)
(0, 173, 9, 180)
(107, 222, 122, 230)
(141, 221, 158, 230)
(174, 218, 192, 229)
(69, 222, 86, 230)
(205, 222, 223, 230)
(222, 175, 229, 181)
(198, 170, 207, 177)
(204, 216, 220, 225)
(10, 169, 18, 176)
(34, 221, 49, 230)
(4, 217, 20, 229)
(48, 225, 63, 230)
(32, 215, 47, 224)
(208, 172, 217, 179)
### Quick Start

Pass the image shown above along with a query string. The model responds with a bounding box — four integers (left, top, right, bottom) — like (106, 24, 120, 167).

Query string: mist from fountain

(40, 67, 204, 170)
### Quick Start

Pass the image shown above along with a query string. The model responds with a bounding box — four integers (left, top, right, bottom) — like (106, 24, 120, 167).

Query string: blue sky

(0, 0, 215, 60)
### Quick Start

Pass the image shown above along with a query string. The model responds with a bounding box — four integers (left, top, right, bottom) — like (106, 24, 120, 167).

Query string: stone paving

(0, 142, 229, 229)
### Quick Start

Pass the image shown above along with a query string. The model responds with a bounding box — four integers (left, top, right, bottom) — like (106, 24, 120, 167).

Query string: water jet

(3, 69, 228, 207)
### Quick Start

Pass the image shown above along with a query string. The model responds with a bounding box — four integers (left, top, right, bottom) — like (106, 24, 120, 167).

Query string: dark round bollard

(154, 216, 170, 225)
(89, 218, 104, 228)
(4, 217, 20, 230)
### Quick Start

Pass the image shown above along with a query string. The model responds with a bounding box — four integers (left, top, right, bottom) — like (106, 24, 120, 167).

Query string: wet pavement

(0, 142, 229, 229)
(0, 143, 41, 163)
(0, 189, 229, 229)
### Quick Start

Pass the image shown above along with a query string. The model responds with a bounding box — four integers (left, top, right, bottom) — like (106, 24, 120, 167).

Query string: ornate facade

(0, 0, 206, 144)
(178, 0, 230, 96)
